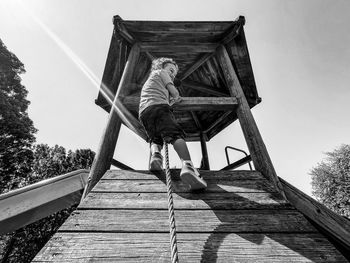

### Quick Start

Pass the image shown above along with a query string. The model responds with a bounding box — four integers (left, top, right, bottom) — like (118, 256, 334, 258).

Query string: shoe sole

(180, 172, 207, 190)
(150, 159, 163, 171)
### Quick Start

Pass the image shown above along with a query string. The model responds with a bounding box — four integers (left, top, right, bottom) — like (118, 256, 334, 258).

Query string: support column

(83, 44, 140, 198)
(200, 132, 210, 170)
(216, 45, 285, 197)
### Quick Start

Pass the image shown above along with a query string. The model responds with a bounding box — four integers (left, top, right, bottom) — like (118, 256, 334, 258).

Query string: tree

(310, 144, 350, 218)
(0, 144, 95, 263)
(0, 38, 37, 193)
(0, 39, 96, 262)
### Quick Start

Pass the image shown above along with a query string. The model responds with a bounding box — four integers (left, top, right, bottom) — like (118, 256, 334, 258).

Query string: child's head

(151, 57, 178, 74)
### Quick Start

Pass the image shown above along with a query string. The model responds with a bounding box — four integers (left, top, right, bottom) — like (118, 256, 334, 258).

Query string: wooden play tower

(30, 16, 350, 262)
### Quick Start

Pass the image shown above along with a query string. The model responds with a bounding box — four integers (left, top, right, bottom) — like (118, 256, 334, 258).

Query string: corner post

(216, 45, 285, 197)
(200, 133, 210, 170)
(83, 43, 141, 198)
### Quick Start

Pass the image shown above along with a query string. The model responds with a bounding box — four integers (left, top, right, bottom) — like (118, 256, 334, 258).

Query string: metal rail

(224, 146, 252, 170)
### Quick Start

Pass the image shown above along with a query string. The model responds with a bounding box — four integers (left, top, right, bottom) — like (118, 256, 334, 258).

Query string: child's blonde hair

(151, 57, 178, 72)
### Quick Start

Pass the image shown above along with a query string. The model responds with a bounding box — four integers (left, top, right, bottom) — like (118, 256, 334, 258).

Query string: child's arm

(160, 70, 182, 104)
(166, 83, 180, 99)
(167, 83, 182, 105)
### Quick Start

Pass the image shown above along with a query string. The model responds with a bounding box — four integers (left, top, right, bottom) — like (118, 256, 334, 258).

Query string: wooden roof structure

(95, 16, 261, 141)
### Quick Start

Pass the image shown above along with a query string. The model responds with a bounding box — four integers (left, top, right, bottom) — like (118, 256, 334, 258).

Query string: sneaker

(149, 152, 163, 171)
(180, 161, 207, 190)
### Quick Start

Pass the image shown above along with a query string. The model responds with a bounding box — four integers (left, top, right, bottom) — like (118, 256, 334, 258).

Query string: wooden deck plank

(80, 192, 291, 210)
(59, 209, 315, 233)
(33, 233, 348, 262)
(92, 179, 276, 193)
(102, 169, 265, 180)
(33, 170, 347, 262)
(122, 96, 238, 112)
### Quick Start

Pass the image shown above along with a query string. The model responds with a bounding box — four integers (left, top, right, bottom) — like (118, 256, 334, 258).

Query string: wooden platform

(33, 170, 347, 262)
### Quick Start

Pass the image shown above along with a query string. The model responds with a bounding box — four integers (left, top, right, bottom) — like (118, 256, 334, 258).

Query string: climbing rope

(164, 142, 179, 263)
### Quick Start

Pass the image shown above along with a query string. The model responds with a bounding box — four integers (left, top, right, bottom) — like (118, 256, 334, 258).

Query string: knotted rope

(164, 142, 179, 263)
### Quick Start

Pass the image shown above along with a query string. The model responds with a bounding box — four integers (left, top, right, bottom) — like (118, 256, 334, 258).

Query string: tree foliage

(310, 144, 350, 218)
(0, 38, 37, 192)
(0, 144, 95, 263)
(0, 37, 96, 263)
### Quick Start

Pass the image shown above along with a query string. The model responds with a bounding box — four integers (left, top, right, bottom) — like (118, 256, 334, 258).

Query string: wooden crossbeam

(182, 80, 229, 97)
(113, 15, 155, 61)
(139, 42, 218, 53)
(204, 111, 232, 134)
(220, 16, 245, 45)
(179, 53, 214, 81)
(178, 17, 244, 81)
(122, 97, 237, 111)
(221, 155, 252, 171)
(111, 159, 134, 170)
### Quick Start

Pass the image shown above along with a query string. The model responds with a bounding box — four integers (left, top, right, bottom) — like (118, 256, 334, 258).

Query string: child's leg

(172, 138, 207, 190)
(151, 142, 162, 154)
(172, 138, 191, 161)
(149, 144, 163, 171)
(149, 140, 163, 171)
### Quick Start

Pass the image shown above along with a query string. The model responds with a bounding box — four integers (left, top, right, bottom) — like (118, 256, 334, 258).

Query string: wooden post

(83, 44, 140, 198)
(200, 132, 210, 170)
(216, 45, 285, 197)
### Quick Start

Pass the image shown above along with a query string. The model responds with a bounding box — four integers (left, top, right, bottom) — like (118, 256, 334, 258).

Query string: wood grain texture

(33, 169, 347, 262)
(139, 42, 218, 53)
(83, 44, 141, 197)
(92, 179, 276, 193)
(121, 20, 234, 33)
(97, 19, 260, 143)
(122, 96, 237, 111)
(101, 169, 265, 180)
(216, 45, 285, 198)
(280, 177, 350, 253)
(79, 192, 291, 210)
(33, 233, 347, 262)
(182, 80, 229, 97)
(59, 209, 315, 233)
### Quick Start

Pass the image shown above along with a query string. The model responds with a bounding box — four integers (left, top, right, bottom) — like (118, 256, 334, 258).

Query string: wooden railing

(0, 169, 89, 235)
(279, 177, 350, 258)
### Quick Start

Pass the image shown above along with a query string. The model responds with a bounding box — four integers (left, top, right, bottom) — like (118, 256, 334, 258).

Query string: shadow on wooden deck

(149, 169, 346, 263)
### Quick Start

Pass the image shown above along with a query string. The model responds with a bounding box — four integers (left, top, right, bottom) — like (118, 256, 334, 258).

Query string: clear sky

(1, 0, 350, 196)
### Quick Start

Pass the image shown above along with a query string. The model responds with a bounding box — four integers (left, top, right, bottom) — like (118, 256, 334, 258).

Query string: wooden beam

(113, 15, 136, 44)
(111, 159, 134, 171)
(83, 44, 141, 198)
(177, 16, 244, 81)
(178, 86, 207, 141)
(200, 133, 210, 170)
(280, 177, 350, 257)
(216, 45, 286, 198)
(182, 80, 229, 97)
(179, 53, 214, 81)
(122, 96, 237, 112)
(220, 16, 245, 45)
(114, 99, 147, 140)
(221, 155, 252, 171)
(139, 42, 218, 53)
(204, 111, 231, 134)
(113, 15, 154, 61)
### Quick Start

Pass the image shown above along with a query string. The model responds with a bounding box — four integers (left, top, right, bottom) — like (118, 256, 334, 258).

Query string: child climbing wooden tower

(32, 16, 350, 262)
(85, 15, 285, 197)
